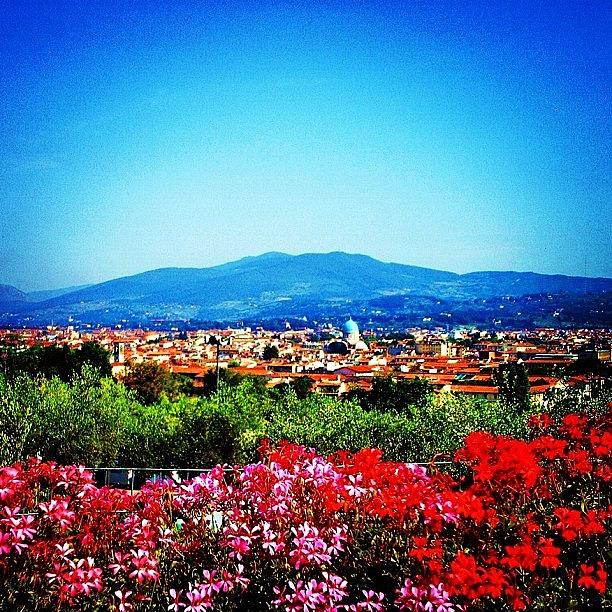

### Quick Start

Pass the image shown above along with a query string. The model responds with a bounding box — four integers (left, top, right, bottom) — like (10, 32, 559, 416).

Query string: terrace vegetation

(0, 345, 609, 470)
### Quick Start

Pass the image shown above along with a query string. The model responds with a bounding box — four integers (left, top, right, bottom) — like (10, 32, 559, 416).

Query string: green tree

(273, 376, 314, 400)
(122, 361, 183, 405)
(1, 342, 111, 381)
(494, 362, 531, 412)
(262, 345, 279, 360)
(0, 374, 36, 465)
(119, 401, 179, 467)
(76, 342, 112, 377)
(13, 368, 131, 466)
(290, 376, 314, 399)
(198, 367, 245, 396)
(346, 376, 433, 415)
(173, 405, 239, 468)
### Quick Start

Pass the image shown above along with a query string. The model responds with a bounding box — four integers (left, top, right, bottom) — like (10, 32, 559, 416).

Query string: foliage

(118, 400, 179, 468)
(122, 361, 188, 405)
(173, 405, 240, 468)
(0, 369, 132, 467)
(493, 362, 530, 413)
(564, 356, 610, 376)
(2, 366, 610, 472)
(346, 376, 433, 415)
(264, 391, 418, 461)
(196, 367, 246, 397)
(0, 409, 609, 610)
(262, 344, 280, 360)
(273, 376, 314, 399)
(539, 383, 612, 423)
(0, 342, 111, 381)
(0, 375, 36, 466)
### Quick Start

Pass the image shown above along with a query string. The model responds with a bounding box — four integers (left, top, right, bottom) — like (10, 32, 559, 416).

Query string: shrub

(0, 369, 131, 467)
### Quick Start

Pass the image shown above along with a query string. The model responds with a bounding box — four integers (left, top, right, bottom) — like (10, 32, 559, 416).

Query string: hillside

(0, 285, 28, 307)
(2, 252, 610, 327)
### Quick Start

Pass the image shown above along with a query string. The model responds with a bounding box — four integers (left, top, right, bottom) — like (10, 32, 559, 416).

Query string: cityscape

(1, 320, 610, 403)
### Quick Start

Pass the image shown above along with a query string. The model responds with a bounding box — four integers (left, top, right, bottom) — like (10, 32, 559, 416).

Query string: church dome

(343, 318, 359, 335)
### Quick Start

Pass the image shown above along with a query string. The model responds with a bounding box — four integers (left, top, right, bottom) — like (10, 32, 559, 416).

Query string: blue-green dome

(343, 318, 359, 335)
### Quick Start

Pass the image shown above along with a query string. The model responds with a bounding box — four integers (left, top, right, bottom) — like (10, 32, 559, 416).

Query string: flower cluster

(0, 409, 609, 610)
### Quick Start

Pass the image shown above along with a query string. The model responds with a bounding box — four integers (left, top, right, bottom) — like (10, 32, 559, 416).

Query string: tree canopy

(0, 341, 111, 380)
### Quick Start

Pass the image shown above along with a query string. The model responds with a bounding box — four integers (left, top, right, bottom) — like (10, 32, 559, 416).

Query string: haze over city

(1, 0, 610, 291)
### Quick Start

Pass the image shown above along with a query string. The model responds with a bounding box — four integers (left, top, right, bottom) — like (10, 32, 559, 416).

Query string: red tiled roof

(450, 385, 500, 394)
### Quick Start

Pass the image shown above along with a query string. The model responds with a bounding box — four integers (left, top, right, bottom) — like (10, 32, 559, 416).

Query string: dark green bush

(2, 368, 609, 469)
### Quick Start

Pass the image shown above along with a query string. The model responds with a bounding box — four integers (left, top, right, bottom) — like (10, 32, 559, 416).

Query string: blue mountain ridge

(1, 252, 610, 326)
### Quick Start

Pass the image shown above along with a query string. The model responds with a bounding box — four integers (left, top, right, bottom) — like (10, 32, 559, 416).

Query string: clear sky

(1, 0, 610, 290)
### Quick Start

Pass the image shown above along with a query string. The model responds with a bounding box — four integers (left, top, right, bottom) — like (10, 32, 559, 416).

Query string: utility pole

(215, 336, 220, 391)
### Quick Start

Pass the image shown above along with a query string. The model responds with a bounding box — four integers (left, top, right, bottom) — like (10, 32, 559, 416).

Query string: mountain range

(1, 252, 610, 328)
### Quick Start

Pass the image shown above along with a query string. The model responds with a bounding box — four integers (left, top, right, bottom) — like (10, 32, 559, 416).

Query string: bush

(173, 405, 240, 468)
(2, 368, 609, 472)
(1, 342, 111, 380)
(0, 369, 131, 467)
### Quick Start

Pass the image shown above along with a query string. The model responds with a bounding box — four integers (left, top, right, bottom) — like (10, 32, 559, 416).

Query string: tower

(113, 342, 125, 363)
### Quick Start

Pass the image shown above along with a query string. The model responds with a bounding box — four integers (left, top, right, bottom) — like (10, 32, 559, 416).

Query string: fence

(89, 461, 458, 492)
(90, 467, 236, 492)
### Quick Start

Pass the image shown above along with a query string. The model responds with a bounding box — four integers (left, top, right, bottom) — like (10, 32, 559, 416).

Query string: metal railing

(88, 461, 457, 491)
(89, 466, 236, 492)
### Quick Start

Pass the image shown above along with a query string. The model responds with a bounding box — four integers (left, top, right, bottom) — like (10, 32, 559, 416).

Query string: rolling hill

(2, 252, 611, 327)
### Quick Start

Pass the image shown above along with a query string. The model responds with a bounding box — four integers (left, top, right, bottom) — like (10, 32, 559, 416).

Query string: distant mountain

(26, 283, 93, 303)
(42, 252, 457, 305)
(454, 271, 605, 298)
(1, 252, 611, 327)
(0, 284, 28, 307)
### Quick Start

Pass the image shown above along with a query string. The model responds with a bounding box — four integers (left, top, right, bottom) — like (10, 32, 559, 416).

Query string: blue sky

(1, 0, 610, 290)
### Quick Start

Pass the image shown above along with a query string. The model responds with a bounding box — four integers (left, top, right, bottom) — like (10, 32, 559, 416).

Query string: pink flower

(349, 590, 386, 611)
(233, 564, 250, 591)
(40, 499, 75, 530)
(184, 585, 212, 612)
(346, 474, 368, 498)
(396, 579, 458, 612)
(289, 522, 332, 569)
(0, 532, 11, 555)
(322, 572, 349, 602)
(327, 525, 348, 555)
(200, 569, 223, 596)
(54, 542, 74, 558)
(128, 549, 159, 583)
(60, 557, 103, 599)
(167, 588, 184, 611)
(115, 589, 133, 612)
(108, 551, 130, 575)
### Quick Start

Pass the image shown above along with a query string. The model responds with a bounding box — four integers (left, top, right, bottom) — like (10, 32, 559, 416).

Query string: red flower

(564, 449, 592, 475)
(530, 435, 566, 461)
(561, 414, 587, 440)
(578, 562, 607, 595)
(528, 413, 553, 431)
(582, 510, 605, 538)
(553, 507, 582, 541)
(502, 540, 537, 572)
(589, 428, 612, 458)
(505, 585, 529, 611)
(478, 567, 506, 599)
(538, 538, 561, 570)
(447, 552, 481, 598)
